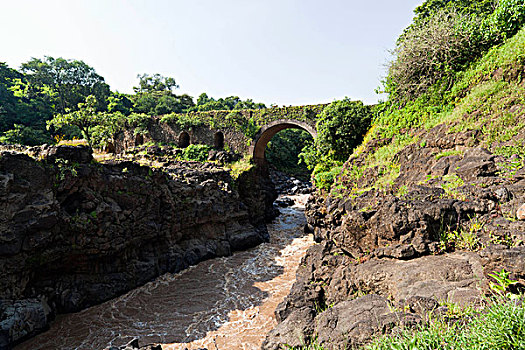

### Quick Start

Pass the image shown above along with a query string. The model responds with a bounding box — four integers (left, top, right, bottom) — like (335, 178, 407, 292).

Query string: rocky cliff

(264, 126, 525, 349)
(0, 145, 275, 348)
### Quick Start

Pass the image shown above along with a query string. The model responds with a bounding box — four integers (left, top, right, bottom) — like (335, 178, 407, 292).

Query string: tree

(47, 95, 103, 146)
(133, 73, 178, 94)
(0, 63, 22, 131)
(316, 99, 372, 162)
(21, 56, 110, 113)
(300, 99, 372, 172)
(0, 124, 52, 146)
(154, 94, 182, 115)
(388, 0, 525, 101)
(130, 73, 194, 115)
(9, 77, 56, 128)
(179, 94, 195, 111)
(107, 93, 133, 115)
(266, 129, 313, 177)
(192, 93, 265, 112)
(196, 92, 212, 106)
(387, 9, 483, 100)
(412, 0, 496, 24)
(0, 62, 56, 136)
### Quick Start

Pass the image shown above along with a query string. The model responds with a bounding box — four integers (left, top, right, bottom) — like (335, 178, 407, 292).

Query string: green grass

(373, 27, 525, 144)
(450, 25, 525, 99)
(224, 155, 254, 180)
(283, 296, 525, 350)
(352, 134, 417, 191)
(434, 149, 464, 160)
(448, 80, 525, 141)
(282, 340, 325, 350)
(366, 296, 525, 350)
(320, 27, 525, 195)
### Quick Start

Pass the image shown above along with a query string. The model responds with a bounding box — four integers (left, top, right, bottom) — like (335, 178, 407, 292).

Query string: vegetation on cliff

(322, 0, 525, 196)
(367, 296, 525, 350)
(264, 1, 525, 349)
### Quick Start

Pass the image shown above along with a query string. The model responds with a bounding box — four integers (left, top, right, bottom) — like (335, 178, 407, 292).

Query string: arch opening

(252, 120, 317, 179)
(214, 132, 224, 150)
(178, 131, 190, 148)
(252, 120, 317, 161)
(135, 134, 144, 146)
(265, 128, 314, 180)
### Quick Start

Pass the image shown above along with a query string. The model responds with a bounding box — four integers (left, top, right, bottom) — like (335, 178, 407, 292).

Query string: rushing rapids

(15, 194, 314, 350)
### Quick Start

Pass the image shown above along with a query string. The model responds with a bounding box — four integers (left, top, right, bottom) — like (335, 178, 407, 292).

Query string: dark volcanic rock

(313, 294, 420, 350)
(0, 299, 51, 349)
(39, 145, 94, 164)
(262, 307, 316, 349)
(0, 145, 275, 347)
(264, 131, 525, 349)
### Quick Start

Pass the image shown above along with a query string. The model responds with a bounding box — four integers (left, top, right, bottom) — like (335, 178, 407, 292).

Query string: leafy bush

(181, 144, 211, 162)
(297, 98, 371, 189)
(385, 0, 525, 102)
(486, 0, 525, 41)
(386, 9, 486, 101)
(266, 129, 313, 178)
(0, 124, 53, 146)
(47, 95, 104, 146)
(160, 113, 204, 129)
(315, 99, 372, 162)
(314, 165, 343, 191)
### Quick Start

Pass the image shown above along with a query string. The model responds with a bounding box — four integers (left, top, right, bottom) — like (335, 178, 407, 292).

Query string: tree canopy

(21, 56, 110, 113)
(133, 73, 178, 94)
(0, 56, 268, 147)
(47, 95, 104, 146)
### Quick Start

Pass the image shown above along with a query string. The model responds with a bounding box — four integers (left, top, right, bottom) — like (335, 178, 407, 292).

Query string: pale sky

(1, 0, 423, 106)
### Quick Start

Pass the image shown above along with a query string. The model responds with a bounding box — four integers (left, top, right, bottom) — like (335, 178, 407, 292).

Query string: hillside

(263, 16, 525, 350)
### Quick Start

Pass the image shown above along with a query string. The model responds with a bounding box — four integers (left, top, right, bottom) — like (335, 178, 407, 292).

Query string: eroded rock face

(264, 133, 525, 349)
(0, 145, 275, 347)
(0, 299, 51, 349)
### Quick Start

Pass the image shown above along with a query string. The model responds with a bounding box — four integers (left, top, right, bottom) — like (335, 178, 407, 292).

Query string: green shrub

(160, 113, 203, 129)
(314, 165, 343, 191)
(315, 99, 372, 163)
(386, 9, 486, 101)
(181, 144, 210, 162)
(385, 0, 525, 102)
(266, 129, 313, 178)
(486, 0, 525, 41)
(0, 124, 53, 146)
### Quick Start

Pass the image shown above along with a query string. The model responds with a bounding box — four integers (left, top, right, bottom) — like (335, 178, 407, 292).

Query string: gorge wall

(264, 125, 525, 349)
(0, 145, 275, 348)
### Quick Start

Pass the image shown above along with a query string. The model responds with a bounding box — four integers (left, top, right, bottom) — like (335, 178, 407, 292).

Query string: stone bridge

(113, 105, 324, 163)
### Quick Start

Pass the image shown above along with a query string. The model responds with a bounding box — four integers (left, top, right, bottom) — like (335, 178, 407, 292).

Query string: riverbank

(14, 194, 313, 350)
(0, 144, 275, 348)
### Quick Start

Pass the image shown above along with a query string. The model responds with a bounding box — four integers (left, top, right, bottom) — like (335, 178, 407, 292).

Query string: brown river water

(16, 194, 314, 350)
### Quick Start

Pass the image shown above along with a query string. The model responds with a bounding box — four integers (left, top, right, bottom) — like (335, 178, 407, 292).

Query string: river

(15, 194, 314, 350)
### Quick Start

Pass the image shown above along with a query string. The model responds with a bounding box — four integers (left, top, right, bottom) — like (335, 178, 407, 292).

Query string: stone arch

(178, 131, 190, 148)
(251, 119, 317, 161)
(214, 131, 224, 150)
(135, 133, 144, 146)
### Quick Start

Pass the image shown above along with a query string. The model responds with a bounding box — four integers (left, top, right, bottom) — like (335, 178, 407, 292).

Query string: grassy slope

(297, 25, 525, 350)
(285, 26, 525, 350)
(333, 26, 525, 198)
